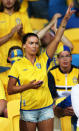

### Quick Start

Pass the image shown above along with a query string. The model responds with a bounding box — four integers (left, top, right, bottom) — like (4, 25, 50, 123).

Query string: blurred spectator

(0, 46, 23, 101)
(0, 0, 32, 69)
(39, 17, 73, 68)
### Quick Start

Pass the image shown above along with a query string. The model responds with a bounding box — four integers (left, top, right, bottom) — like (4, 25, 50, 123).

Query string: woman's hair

(0, 0, 21, 12)
(22, 33, 39, 45)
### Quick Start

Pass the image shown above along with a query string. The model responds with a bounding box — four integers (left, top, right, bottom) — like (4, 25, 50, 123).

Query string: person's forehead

(59, 51, 70, 56)
(27, 36, 39, 41)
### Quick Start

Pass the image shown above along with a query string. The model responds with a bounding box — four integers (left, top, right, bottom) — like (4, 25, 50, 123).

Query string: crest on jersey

(36, 63, 41, 69)
(23, 100, 26, 106)
(73, 76, 78, 83)
(16, 18, 21, 24)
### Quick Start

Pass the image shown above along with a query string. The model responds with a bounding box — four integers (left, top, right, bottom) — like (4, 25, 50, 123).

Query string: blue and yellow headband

(10, 49, 23, 64)
(56, 45, 71, 55)
(62, 45, 71, 52)
(10, 49, 23, 58)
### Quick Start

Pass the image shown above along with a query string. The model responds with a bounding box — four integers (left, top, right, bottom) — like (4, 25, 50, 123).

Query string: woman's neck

(25, 54, 36, 65)
(4, 8, 14, 15)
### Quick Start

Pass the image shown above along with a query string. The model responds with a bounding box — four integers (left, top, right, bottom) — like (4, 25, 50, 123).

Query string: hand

(29, 80, 43, 89)
(64, 4, 76, 21)
(64, 106, 75, 116)
(51, 13, 62, 23)
(10, 26, 18, 36)
(17, 23, 23, 36)
(10, 24, 23, 37)
(50, 13, 61, 33)
(54, 106, 64, 118)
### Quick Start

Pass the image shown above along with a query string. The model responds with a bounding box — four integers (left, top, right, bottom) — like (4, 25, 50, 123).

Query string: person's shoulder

(16, 11, 29, 17)
(12, 57, 24, 67)
(72, 65, 79, 69)
(49, 65, 59, 75)
(50, 65, 59, 71)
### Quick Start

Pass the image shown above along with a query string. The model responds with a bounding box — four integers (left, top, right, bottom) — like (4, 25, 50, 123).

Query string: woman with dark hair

(0, 0, 20, 12)
(7, 5, 75, 131)
(0, 0, 32, 69)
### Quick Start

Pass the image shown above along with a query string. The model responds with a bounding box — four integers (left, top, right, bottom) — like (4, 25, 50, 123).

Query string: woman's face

(23, 36, 39, 56)
(1, 0, 16, 9)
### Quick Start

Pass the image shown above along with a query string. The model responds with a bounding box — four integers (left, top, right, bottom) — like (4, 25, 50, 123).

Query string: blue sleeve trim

(48, 71, 58, 98)
(8, 75, 21, 85)
(46, 51, 53, 70)
(0, 66, 10, 73)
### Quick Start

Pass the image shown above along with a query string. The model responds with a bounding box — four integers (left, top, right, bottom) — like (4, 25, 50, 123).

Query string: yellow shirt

(0, 70, 20, 101)
(50, 65, 79, 98)
(9, 52, 53, 110)
(0, 80, 6, 100)
(0, 12, 32, 67)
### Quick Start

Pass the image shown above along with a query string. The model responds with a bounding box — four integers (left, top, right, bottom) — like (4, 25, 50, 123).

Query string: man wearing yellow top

(0, 80, 7, 117)
(48, 45, 79, 131)
(0, 0, 32, 68)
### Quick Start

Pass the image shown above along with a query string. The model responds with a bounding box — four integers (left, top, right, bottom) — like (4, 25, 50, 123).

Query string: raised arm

(51, 24, 73, 50)
(0, 24, 23, 46)
(47, 5, 75, 58)
(37, 13, 61, 39)
(61, 35, 73, 50)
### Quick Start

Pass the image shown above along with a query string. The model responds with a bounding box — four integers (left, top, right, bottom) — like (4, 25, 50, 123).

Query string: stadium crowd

(0, 0, 79, 131)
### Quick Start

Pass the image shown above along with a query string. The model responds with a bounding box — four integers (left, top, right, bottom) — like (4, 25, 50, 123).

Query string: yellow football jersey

(0, 70, 20, 101)
(50, 66, 79, 98)
(0, 12, 32, 67)
(9, 52, 53, 110)
(0, 80, 6, 100)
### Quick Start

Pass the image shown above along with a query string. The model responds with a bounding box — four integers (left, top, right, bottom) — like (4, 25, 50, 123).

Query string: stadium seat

(64, 28, 79, 54)
(30, 18, 48, 31)
(72, 54, 79, 67)
(60, 116, 72, 131)
(67, 0, 73, 5)
(64, 28, 79, 67)
(55, 97, 72, 131)
(7, 100, 20, 131)
(0, 117, 11, 131)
